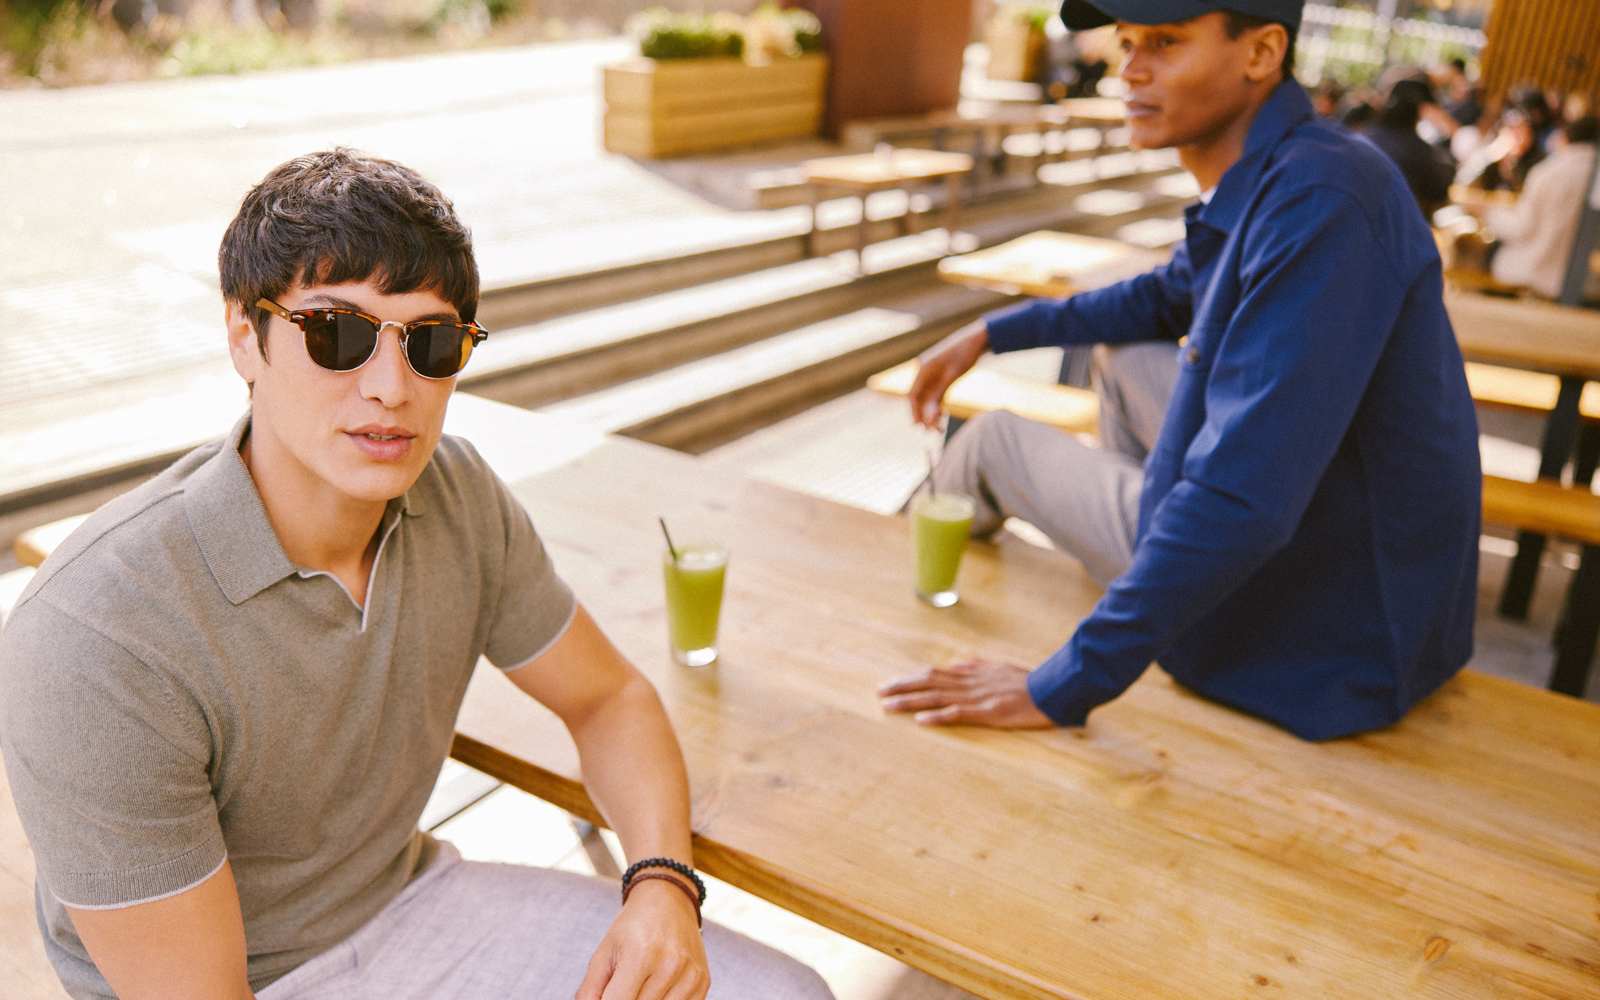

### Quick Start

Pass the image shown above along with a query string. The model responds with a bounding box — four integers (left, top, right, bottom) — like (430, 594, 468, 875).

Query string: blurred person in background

(1359, 77, 1454, 215)
(1472, 115, 1600, 298)
(1460, 106, 1544, 192)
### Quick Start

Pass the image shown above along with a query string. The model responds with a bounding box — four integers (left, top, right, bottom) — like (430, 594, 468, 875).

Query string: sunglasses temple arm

(255, 298, 294, 323)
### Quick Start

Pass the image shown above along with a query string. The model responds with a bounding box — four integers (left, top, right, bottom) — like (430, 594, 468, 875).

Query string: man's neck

(1177, 78, 1282, 193)
(239, 432, 389, 604)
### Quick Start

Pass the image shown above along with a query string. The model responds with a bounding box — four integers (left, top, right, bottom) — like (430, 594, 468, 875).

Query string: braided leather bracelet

(622, 871, 703, 927)
(621, 857, 707, 904)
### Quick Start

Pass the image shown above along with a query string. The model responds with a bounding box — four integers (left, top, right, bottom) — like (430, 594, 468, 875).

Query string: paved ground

(0, 38, 813, 498)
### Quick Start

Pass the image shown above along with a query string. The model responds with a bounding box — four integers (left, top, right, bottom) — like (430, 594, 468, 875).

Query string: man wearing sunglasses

(0, 151, 833, 1000)
(881, 0, 1480, 740)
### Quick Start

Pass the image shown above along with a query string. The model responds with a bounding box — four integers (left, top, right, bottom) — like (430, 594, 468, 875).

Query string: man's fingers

(914, 704, 965, 725)
(880, 689, 961, 713)
(876, 670, 940, 696)
(575, 948, 615, 1000)
(597, 955, 650, 1000)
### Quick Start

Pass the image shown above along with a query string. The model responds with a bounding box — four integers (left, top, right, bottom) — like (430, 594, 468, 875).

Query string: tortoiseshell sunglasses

(257, 298, 488, 380)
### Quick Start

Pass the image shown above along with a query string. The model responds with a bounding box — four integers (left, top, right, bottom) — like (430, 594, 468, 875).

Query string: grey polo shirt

(0, 414, 576, 999)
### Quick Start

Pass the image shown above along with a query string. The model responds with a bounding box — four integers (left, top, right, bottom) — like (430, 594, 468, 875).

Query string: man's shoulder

(7, 438, 229, 642)
(1266, 116, 1411, 212)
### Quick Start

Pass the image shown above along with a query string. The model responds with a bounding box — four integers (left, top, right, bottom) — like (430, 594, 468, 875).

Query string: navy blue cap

(1060, 0, 1303, 32)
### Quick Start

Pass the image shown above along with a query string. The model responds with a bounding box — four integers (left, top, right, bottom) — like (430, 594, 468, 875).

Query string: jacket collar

(184, 412, 419, 606)
(1193, 79, 1314, 235)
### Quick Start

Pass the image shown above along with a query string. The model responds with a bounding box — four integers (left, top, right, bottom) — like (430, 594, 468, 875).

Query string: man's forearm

(567, 672, 695, 865)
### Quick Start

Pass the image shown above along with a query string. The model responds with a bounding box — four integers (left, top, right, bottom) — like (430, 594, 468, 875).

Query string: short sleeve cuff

(46, 828, 227, 910)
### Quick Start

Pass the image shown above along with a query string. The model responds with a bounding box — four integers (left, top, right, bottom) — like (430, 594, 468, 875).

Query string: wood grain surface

(455, 435, 1600, 1000)
(1448, 290, 1600, 381)
(936, 231, 1168, 299)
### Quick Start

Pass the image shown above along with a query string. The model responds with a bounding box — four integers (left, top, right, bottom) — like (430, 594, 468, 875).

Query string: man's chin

(1124, 124, 1169, 151)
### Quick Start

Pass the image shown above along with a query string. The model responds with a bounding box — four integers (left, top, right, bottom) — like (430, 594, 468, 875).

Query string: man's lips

(1125, 100, 1159, 118)
(347, 425, 416, 460)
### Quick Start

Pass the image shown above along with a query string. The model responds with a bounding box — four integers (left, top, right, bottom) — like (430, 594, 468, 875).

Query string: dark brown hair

(1222, 10, 1297, 79)
(219, 149, 478, 358)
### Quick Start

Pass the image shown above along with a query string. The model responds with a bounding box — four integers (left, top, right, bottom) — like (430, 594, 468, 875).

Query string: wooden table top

(937, 230, 1168, 298)
(1053, 97, 1128, 124)
(455, 434, 1600, 1000)
(801, 148, 974, 186)
(1447, 289, 1600, 381)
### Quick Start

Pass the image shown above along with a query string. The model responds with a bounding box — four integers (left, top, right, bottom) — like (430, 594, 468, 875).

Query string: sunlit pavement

(0, 37, 805, 496)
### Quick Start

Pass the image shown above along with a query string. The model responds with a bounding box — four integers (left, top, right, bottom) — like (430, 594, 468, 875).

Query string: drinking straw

(926, 448, 938, 499)
(659, 518, 681, 563)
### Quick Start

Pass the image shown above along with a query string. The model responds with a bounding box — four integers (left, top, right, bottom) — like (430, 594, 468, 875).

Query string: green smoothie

(663, 545, 727, 665)
(913, 493, 974, 606)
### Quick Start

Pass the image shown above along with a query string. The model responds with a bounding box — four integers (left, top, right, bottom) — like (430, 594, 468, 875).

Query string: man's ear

(1243, 23, 1288, 84)
(226, 299, 266, 385)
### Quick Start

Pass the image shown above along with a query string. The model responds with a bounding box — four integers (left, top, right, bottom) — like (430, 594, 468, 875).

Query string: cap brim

(1059, 0, 1114, 30)
(1061, 0, 1304, 31)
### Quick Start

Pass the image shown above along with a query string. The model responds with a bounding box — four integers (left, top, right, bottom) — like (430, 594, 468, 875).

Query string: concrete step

(0, 150, 1189, 553)
(464, 159, 1191, 414)
(543, 279, 1002, 453)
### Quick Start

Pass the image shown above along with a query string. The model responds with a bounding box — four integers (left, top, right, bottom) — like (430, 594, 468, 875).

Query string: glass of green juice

(663, 545, 728, 666)
(912, 492, 975, 607)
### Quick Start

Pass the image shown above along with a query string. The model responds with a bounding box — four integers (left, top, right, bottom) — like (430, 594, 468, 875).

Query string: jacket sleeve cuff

(983, 300, 1053, 353)
(1025, 644, 1098, 728)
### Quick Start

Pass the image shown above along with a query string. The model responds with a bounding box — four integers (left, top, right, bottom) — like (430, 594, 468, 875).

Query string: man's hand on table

(577, 878, 709, 1000)
(909, 320, 990, 429)
(878, 659, 1054, 728)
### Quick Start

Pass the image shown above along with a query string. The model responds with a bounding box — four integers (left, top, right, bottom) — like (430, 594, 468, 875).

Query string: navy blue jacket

(984, 81, 1481, 740)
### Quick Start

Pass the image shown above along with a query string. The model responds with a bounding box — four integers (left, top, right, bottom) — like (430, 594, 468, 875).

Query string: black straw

(659, 518, 680, 563)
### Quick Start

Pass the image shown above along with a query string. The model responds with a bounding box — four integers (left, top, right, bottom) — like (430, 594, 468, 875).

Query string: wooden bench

(869, 358, 1598, 440)
(866, 359, 1098, 434)
(1482, 474, 1600, 697)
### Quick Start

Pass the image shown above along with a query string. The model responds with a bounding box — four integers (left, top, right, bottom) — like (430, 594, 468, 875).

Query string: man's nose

(359, 324, 415, 403)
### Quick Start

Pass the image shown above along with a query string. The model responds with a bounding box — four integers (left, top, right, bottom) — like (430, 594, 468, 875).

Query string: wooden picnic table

(800, 148, 973, 266)
(935, 230, 1167, 299)
(1054, 96, 1128, 125)
(1448, 289, 1600, 618)
(454, 431, 1600, 1000)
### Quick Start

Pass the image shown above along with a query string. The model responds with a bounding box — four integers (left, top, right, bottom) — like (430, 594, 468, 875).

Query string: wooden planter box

(985, 20, 1046, 82)
(602, 53, 829, 158)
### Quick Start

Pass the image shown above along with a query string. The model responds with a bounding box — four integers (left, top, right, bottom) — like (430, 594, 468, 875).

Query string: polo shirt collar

(1194, 79, 1314, 235)
(185, 413, 423, 606)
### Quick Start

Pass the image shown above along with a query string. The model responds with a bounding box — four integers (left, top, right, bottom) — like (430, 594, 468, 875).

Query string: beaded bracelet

(622, 871, 703, 927)
(621, 856, 707, 905)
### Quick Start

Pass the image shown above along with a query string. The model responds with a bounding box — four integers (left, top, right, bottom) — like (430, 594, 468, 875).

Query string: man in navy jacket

(879, 0, 1480, 741)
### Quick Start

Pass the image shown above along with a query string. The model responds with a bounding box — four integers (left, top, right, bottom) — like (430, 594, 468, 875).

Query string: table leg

(943, 173, 962, 252)
(1551, 542, 1600, 697)
(807, 182, 822, 258)
(855, 190, 869, 273)
(1574, 423, 1600, 486)
(1500, 375, 1585, 619)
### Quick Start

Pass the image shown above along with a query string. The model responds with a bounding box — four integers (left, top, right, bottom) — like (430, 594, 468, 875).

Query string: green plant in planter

(994, 1, 1055, 31)
(626, 8, 744, 60)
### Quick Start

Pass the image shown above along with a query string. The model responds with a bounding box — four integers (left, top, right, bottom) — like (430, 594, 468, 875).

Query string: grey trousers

(257, 842, 835, 1000)
(932, 342, 1179, 587)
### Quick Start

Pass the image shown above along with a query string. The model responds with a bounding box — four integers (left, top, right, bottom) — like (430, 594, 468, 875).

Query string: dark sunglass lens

(407, 324, 473, 379)
(302, 311, 378, 371)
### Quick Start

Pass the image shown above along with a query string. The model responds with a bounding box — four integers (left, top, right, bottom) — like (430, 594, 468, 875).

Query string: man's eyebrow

(300, 294, 461, 323)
